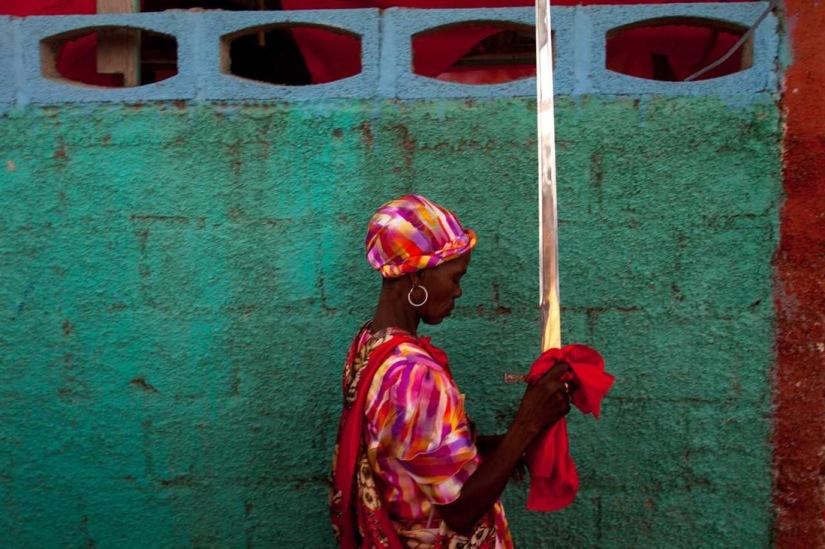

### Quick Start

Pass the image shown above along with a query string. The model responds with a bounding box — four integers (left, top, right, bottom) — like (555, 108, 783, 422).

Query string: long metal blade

(536, 0, 561, 352)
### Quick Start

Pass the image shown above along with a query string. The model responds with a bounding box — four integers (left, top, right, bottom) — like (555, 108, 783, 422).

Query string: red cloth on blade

(524, 344, 613, 512)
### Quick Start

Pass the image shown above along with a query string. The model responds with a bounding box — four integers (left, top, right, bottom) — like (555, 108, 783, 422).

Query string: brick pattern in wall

(0, 97, 781, 547)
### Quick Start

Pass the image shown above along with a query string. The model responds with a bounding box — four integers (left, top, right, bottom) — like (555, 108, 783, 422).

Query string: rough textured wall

(773, 0, 825, 545)
(0, 95, 780, 548)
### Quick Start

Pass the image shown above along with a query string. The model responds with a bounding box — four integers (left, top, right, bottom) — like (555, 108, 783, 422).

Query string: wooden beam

(96, 0, 141, 87)
(258, 0, 266, 47)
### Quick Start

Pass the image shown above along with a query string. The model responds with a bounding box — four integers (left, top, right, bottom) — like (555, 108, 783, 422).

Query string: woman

(330, 195, 573, 549)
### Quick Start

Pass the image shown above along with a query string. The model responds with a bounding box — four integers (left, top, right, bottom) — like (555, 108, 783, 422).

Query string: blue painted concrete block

(1, 3, 780, 104)
(588, 2, 778, 96)
(19, 12, 198, 104)
(0, 18, 16, 105)
(199, 10, 380, 101)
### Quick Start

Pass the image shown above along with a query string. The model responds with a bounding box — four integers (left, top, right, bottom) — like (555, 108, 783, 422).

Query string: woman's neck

(371, 281, 419, 336)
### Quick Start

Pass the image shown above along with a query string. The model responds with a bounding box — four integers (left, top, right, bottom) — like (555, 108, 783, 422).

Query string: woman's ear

(409, 271, 424, 287)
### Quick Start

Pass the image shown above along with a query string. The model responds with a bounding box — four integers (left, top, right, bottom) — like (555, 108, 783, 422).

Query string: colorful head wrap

(365, 195, 477, 278)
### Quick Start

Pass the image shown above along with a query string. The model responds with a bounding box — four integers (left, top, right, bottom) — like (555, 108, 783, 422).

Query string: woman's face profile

(416, 252, 471, 325)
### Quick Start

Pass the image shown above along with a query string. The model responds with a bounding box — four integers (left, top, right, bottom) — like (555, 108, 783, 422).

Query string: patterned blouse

(355, 325, 513, 548)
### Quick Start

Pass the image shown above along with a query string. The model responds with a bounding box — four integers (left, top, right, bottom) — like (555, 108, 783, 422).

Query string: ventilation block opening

(413, 22, 538, 85)
(222, 24, 362, 86)
(606, 17, 752, 82)
(40, 27, 178, 88)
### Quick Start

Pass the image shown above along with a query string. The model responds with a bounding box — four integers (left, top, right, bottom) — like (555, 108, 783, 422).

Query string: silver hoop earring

(407, 285, 428, 307)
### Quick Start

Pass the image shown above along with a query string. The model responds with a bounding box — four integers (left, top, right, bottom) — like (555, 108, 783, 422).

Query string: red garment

(331, 332, 413, 549)
(330, 329, 500, 548)
(524, 344, 613, 512)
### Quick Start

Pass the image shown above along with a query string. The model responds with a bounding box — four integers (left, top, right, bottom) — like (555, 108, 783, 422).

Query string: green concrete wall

(0, 96, 780, 548)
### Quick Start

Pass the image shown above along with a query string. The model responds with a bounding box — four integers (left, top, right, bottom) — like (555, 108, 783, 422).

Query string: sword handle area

(503, 373, 528, 384)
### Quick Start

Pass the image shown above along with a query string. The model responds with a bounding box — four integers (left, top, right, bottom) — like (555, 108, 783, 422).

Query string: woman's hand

(511, 454, 527, 483)
(514, 362, 573, 435)
(436, 363, 574, 534)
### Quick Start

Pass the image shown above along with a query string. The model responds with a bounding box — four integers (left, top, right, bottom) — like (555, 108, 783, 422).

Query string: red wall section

(774, 1, 825, 546)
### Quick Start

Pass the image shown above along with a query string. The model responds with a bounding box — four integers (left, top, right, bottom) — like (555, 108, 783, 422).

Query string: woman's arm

(436, 362, 572, 534)
(474, 435, 503, 460)
(475, 435, 527, 482)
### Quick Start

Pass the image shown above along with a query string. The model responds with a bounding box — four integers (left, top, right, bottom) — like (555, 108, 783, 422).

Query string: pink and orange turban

(365, 195, 477, 278)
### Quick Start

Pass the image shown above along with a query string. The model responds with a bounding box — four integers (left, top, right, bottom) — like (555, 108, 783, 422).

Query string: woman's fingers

(539, 362, 571, 385)
(511, 458, 527, 483)
(517, 361, 577, 431)
(561, 376, 580, 396)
